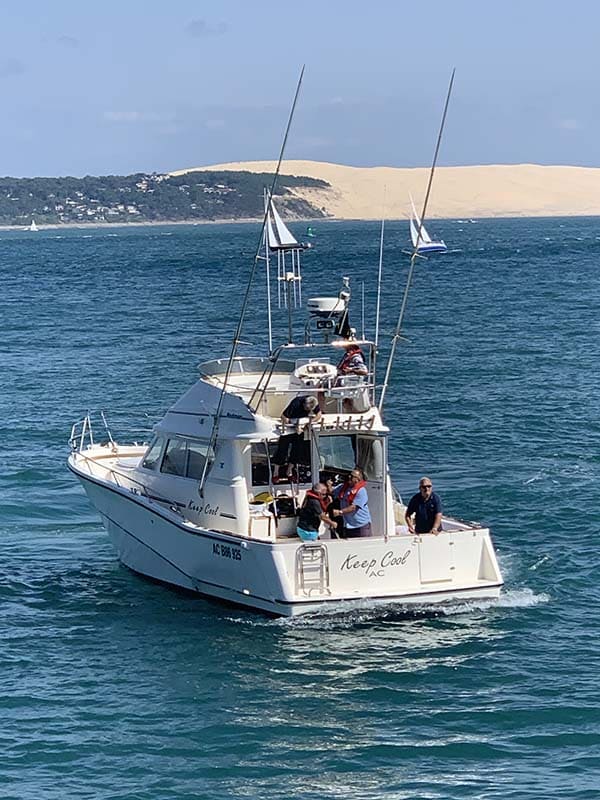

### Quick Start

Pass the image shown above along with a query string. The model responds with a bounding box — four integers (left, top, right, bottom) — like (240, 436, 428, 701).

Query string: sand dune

(172, 160, 600, 219)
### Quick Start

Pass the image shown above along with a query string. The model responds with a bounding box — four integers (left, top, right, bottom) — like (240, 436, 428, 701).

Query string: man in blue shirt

(332, 467, 372, 538)
(405, 477, 443, 535)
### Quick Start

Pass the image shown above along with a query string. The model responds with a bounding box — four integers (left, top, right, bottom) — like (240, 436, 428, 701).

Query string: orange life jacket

(340, 480, 367, 505)
(305, 489, 329, 513)
(337, 347, 364, 374)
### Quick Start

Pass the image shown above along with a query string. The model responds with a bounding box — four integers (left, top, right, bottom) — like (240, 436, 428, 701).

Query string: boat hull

(416, 243, 447, 254)
(70, 462, 503, 617)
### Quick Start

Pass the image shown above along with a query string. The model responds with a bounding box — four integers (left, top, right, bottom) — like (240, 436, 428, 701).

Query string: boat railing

(70, 414, 95, 452)
(199, 356, 296, 379)
(312, 412, 377, 432)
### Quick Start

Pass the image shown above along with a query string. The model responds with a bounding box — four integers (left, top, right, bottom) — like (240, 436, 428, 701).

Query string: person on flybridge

(337, 340, 369, 413)
(272, 395, 321, 482)
(337, 342, 368, 377)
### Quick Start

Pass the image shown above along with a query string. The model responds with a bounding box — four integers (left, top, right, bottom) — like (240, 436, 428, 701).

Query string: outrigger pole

(263, 188, 273, 353)
(374, 213, 385, 348)
(198, 66, 305, 496)
(378, 68, 455, 413)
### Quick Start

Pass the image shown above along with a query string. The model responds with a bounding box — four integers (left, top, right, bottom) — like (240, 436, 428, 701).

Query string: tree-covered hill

(0, 171, 331, 226)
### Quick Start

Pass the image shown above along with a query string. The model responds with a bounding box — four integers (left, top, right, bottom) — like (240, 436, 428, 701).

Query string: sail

(266, 214, 278, 250)
(409, 217, 420, 249)
(409, 195, 432, 245)
(419, 220, 433, 244)
(408, 194, 446, 253)
(268, 200, 298, 249)
(29, 219, 38, 232)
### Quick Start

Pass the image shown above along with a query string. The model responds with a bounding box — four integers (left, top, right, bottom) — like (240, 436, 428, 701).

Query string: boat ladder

(295, 544, 331, 596)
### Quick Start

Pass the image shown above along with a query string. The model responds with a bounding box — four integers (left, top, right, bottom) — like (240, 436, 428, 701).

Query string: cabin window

(141, 437, 164, 471)
(185, 441, 211, 480)
(318, 434, 384, 481)
(161, 439, 188, 476)
(356, 437, 384, 481)
(318, 434, 357, 475)
(160, 438, 211, 479)
(251, 441, 277, 486)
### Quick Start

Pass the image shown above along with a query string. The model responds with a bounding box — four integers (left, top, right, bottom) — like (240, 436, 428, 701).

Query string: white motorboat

(29, 218, 38, 232)
(409, 195, 447, 254)
(68, 226, 502, 617)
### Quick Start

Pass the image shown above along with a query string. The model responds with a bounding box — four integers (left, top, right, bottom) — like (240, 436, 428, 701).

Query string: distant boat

(409, 196, 446, 254)
(266, 198, 302, 252)
(29, 219, 38, 232)
(306, 226, 316, 238)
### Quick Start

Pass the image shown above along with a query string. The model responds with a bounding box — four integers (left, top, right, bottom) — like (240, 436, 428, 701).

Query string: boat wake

(225, 587, 548, 629)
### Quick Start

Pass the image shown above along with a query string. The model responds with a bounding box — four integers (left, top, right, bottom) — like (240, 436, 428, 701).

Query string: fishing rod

(374, 212, 385, 348)
(198, 66, 305, 496)
(378, 68, 455, 413)
(371, 188, 387, 399)
(262, 187, 273, 354)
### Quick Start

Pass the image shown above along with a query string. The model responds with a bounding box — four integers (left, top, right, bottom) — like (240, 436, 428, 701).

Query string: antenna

(198, 66, 305, 495)
(379, 68, 455, 412)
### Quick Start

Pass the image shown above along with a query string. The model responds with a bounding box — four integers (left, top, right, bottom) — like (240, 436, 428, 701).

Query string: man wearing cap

(405, 477, 443, 535)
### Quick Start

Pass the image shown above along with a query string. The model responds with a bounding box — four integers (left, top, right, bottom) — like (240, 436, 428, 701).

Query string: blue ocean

(1, 218, 598, 799)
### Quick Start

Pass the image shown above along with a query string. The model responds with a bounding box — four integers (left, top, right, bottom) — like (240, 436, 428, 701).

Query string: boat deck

(69, 444, 484, 544)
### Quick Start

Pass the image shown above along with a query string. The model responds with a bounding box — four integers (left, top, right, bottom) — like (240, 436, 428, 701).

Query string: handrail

(70, 414, 94, 452)
(70, 411, 149, 453)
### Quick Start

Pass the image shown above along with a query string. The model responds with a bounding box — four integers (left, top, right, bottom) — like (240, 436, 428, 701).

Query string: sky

(0, 0, 598, 177)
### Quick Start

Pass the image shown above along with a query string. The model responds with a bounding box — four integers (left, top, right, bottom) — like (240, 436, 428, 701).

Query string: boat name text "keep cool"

(341, 549, 411, 578)
(188, 500, 220, 516)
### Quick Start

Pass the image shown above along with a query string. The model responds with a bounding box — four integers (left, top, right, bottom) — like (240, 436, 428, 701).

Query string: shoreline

(3, 211, 600, 233)
(0, 218, 268, 232)
(5, 162, 600, 226)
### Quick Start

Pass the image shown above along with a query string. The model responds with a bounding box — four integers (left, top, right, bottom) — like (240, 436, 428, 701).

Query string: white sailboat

(409, 195, 446, 254)
(263, 194, 313, 351)
(29, 219, 38, 232)
(266, 198, 299, 250)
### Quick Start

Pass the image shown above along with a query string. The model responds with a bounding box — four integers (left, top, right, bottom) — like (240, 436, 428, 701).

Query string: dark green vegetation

(0, 171, 331, 225)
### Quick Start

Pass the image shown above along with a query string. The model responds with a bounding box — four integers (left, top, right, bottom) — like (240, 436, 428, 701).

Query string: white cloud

(185, 19, 228, 37)
(158, 124, 180, 137)
(0, 58, 25, 79)
(103, 111, 175, 123)
(56, 35, 79, 49)
(557, 118, 581, 130)
(297, 135, 332, 149)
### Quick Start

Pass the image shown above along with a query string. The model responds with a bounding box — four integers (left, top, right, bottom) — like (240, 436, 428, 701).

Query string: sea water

(0, 218, 598, 799)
